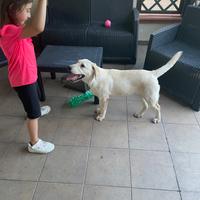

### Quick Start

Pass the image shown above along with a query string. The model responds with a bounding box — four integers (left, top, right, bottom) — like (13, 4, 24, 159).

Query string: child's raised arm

(22, 0, 47, 38)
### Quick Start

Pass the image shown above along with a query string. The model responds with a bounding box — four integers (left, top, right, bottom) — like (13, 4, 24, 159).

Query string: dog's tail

(152, 51, 183, 78)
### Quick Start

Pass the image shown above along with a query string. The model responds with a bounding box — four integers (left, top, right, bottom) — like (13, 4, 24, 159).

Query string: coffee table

(37, 45, 103, 103)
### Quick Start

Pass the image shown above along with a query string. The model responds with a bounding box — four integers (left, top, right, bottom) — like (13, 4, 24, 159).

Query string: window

(137, 0, 195, 14)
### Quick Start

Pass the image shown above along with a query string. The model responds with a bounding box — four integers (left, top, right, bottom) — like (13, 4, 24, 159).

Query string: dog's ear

(92, 63, 99, 79)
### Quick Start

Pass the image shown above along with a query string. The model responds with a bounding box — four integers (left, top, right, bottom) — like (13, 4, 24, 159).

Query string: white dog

(67, 51, 182, 123)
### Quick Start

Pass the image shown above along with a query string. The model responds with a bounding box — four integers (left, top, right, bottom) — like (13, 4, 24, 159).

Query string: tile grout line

(126, 96, 133, 200)
(30, 117, 59, 200)
(2, 141, 200, 155)
(31, 154, 48, 200)
(80, 117, 94, 200)
(1, 112, 198, 126)
(193, 111, 200, 128)
(0, 177, 185, 192)
(161, 121, 183, 200)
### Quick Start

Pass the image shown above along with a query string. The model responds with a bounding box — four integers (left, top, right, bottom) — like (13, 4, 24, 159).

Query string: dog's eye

(80, 64, 85, 68)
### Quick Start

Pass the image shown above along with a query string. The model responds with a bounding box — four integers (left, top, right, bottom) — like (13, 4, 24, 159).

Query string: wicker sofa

(37, 0, 139, 64)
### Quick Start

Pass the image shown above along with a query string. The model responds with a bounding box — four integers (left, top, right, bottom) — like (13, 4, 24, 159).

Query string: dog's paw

(133, 113, 142, 118)
(96, 115, 105, 122)
(152, 118, 160, 124)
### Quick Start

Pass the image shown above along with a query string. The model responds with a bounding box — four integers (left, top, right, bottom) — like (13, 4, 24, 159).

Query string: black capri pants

(14, 82, 41, 119)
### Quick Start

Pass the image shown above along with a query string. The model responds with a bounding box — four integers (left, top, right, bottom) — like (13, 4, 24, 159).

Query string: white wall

(134, 0, 179, 42)
(138, 23, 178, 42)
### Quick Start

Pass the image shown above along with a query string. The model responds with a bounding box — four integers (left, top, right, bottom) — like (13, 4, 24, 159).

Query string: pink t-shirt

(0, 24, 37, 87)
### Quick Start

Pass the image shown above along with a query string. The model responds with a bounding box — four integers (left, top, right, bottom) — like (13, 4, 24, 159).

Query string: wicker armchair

(144, 5, 200, 111)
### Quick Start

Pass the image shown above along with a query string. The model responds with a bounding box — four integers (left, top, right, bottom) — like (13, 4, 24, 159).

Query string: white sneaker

(28, 139, 55, 154)
(41, 106, 51, 117)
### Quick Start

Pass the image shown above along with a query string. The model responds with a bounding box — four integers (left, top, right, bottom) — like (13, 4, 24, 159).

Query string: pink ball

(105, 19, 111, 28)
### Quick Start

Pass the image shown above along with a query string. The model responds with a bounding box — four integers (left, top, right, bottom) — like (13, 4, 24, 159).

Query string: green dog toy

(68, 90, 94, 108)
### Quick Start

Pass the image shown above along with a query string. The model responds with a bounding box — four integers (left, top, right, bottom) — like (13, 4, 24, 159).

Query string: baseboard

(138, 41, 149, 45)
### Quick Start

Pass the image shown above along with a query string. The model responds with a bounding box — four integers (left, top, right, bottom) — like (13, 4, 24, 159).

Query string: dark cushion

(87, 24, 134, 60)
(47, 0, 90, 24)
(152, 40, 200, 67)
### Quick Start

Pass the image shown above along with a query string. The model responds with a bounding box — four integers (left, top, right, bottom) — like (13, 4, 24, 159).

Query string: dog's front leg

(96, 98, 108, 122)
(94, 107, 101, 115)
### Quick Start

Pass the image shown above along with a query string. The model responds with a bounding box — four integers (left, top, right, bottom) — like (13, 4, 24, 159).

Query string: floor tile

(54, 118, 93, 146)
(109, 95, 127, 101)
(194, 111, 200, 125)
(164, 124, 200, 153)
(0, 79, 11, 96)
(0, 116, 24, 142)
(40, 146, 88, 184)
(91, 120, 128, 148)
(125, 44, 147, 70)
(104, 99, 127, 121)
(128, 122, 168, 151)
(0, 66, 8, 80)
(172, 152, 200, 192)
(1, 45, 199, 199)
(0, 180, 36, 200)
(0, 93, 24, 117)
(86, 148, 130, 187)
(160, 95, 197, 124)
(0, 143, 8, 157)
(127, 94, 142, 101)
(0, 143, 46, 181)
(130, 150, 178, 190)
(42, 96, 96, 119)
(33, 182, 82, 200)
(132, 188, 181, 200)
(181, 191, 200, 200)
(16, 117, 58, 143)
(43, 78, 72, 98)
(83, 185, 131, 200)
(127, 100, 156, 123)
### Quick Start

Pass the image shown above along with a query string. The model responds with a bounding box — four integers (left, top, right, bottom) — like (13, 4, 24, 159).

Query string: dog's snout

(68, 63, 76, 72)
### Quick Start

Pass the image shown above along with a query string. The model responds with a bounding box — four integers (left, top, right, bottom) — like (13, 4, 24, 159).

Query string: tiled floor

(0, 45, 200, 200)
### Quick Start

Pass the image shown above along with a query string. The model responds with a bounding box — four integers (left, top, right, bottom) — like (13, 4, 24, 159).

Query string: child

(0, 0, 54, 153)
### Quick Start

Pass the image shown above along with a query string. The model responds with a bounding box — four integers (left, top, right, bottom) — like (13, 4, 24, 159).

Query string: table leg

(37, 71, 46, 101)
(51, 72, 56, 79)
(94, 96, 99, 104)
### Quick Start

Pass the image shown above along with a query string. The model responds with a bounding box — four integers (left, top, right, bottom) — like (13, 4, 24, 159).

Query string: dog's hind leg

(133, 98, 148, 118)
(151, 102, 161, 124)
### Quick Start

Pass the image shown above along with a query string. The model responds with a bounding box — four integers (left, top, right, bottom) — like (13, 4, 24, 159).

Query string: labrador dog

(67, 51, 182, 123)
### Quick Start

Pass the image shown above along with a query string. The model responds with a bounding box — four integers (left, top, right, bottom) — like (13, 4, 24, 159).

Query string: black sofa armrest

(131, 8, 139, 34)
(149, 23, 181, 50)
(144, 24, 180, 69)
(192, 80, 200, 111)
(130, 8, 139, 63)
